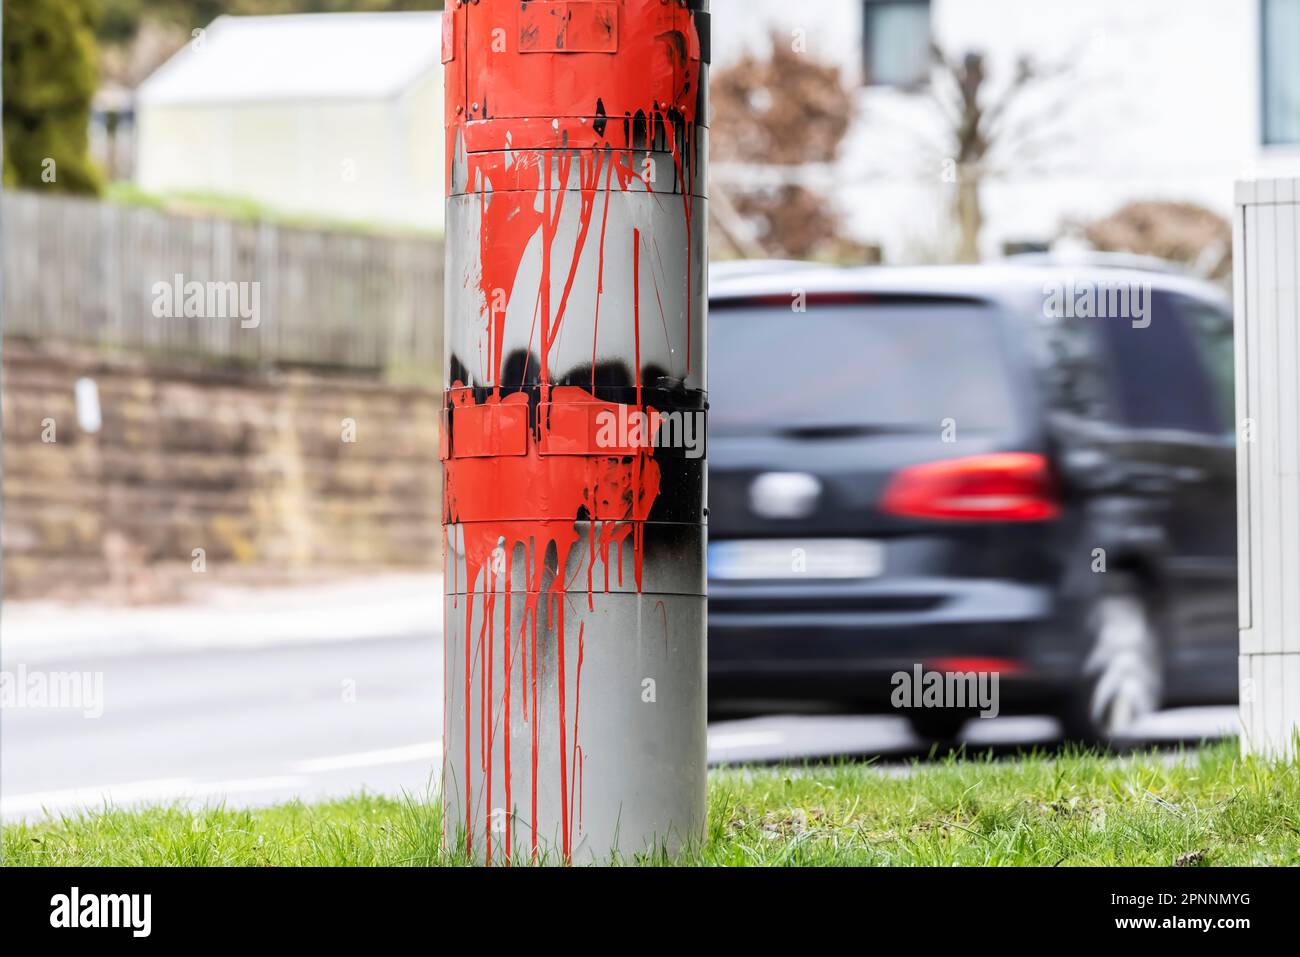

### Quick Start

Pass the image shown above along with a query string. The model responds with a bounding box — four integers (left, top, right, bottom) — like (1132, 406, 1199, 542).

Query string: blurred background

(2, 0, 1279, 817)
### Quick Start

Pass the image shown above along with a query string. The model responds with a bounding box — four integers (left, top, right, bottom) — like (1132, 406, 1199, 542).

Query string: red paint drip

(555, 595, 569, 861)
(570, 623, 585, 839)
(463, 580, 473, 856)
(591, 159, 614, 392)
(502, 556, 513, 863)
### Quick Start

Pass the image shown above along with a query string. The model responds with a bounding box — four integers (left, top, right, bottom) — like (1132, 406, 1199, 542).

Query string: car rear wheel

(1060, 575, 1163, 746)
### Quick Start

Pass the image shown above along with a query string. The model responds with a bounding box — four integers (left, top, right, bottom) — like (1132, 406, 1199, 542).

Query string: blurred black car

(706, 262, 1237, 743)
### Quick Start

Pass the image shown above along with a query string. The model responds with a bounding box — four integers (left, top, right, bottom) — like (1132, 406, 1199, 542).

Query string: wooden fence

(1, 191, 443, 376)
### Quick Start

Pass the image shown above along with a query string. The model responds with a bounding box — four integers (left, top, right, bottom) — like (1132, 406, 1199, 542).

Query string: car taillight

(926, 656, 1026, 676)
(879, 452, 1059, 522)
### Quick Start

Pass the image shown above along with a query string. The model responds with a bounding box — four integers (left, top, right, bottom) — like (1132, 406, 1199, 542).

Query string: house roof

(136, 12, 442, 107)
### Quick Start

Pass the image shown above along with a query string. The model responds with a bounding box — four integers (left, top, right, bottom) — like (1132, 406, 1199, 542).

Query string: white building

(709, 0, 1300, 262)
(135, 12, 444, 232)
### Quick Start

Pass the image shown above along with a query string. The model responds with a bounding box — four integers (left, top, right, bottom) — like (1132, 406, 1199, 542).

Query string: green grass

(5, 741, 1299, 866)
(104, 182, 444, 239)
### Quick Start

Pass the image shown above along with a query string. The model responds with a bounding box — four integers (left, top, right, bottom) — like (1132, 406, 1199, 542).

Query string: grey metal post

(440, 0, 710, 863)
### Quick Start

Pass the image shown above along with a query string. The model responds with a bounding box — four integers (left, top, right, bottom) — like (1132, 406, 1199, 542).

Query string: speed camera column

(440, 0, 709, 863)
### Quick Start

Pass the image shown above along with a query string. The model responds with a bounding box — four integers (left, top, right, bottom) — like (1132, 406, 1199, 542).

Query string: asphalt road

(0, 630, 1239, 822)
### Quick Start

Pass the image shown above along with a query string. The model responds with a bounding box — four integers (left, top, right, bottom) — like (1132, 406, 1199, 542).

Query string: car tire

(1060, 574, 1164, 746)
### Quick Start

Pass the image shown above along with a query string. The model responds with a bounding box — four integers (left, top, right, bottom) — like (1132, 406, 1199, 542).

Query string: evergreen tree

(3, 0, 104, 194)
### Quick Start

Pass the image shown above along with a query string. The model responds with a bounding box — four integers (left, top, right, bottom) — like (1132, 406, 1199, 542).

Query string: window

(863, 0, 931, 89)
(1179, 299, 1236, 435)
(1262, 0, 1300, 145)
(1094, 292, 1222, 435)
(1033, 309, 1117, 423)
(709, 300, 1017, 437)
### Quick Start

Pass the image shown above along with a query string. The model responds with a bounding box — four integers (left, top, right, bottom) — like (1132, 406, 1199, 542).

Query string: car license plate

(708, 539, 884, 581)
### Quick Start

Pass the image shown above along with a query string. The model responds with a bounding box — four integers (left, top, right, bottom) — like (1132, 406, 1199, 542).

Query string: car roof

(708, 262, 1231, 313)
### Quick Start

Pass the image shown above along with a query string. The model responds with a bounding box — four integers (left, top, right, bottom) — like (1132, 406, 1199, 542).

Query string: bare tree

(708, 31, 858, 260)
(870, 44, 1078, 262)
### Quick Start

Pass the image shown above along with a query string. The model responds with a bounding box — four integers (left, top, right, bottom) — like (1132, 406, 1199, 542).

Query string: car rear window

(1092, 292, 1226, 435)
(708, 299, 1019, 436)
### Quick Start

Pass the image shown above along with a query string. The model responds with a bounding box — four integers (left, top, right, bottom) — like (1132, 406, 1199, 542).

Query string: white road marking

(4, 744, 446, 818)
(0, 732, 792, 817)
(0, 775, 306, 817)
(1, 778, 192, 816)
(291, 742, 441, 773)
(707, 729, 787, 750)
(203, 775, 309, 795)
